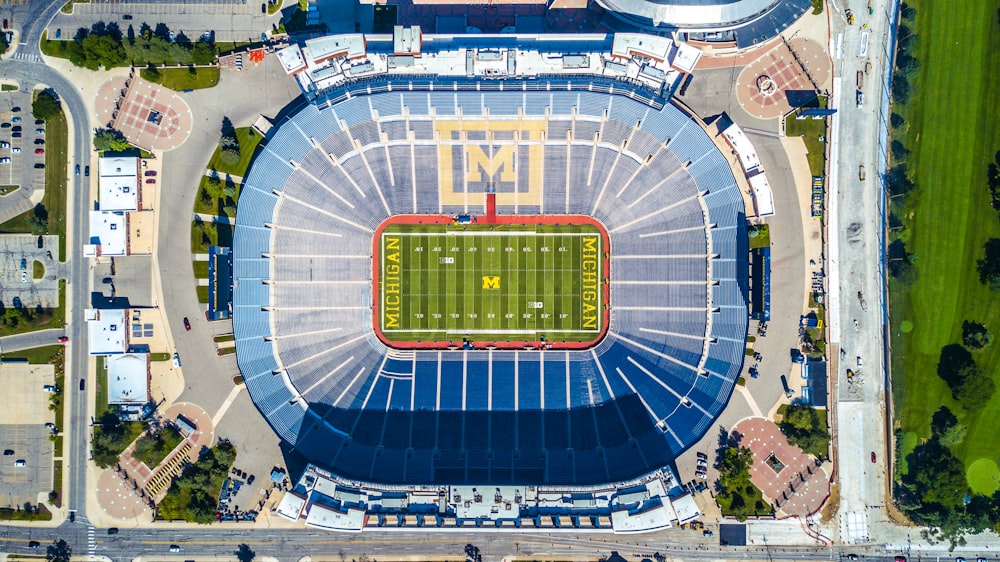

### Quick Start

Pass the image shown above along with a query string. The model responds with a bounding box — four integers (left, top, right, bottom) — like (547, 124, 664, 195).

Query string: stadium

(233, 32, 750, 529)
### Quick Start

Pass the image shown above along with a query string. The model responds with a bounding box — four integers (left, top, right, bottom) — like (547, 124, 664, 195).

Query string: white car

(21, 271, 27, 283)
(172, 353, 181, 368)
(856, 356, 863, 367)
(0, 157, 9, 164)
(0, 141, 8, 148)
(11, 147, 19, 153)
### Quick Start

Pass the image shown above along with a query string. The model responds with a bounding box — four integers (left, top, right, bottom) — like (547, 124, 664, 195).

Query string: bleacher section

(233, 79, 749, 487)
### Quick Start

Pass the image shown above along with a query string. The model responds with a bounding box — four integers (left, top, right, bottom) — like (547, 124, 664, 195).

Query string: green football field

(377, 223, 604, 343)
(889, 0, 1000, 487)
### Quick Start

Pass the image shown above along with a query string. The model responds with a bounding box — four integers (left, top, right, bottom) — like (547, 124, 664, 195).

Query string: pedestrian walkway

(10, 51, 41, 62)
(194, 212, 233, 225)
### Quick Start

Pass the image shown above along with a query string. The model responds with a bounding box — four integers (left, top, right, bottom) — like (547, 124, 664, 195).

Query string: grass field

(890, 0, 1000, 478)
(139, 66, 220, 91)
(378, 223, 605, 343)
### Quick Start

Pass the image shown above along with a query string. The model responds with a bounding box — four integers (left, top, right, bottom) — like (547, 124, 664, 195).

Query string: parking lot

(0, 234, 61, 308)
(0, 89, 47, 223)
(49, 1, 285, 44)
(0, 363, 56, 509)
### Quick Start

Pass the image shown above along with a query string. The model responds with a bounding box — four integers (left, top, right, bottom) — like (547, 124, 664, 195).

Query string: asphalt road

(0, 0, 94, 546)
(0, 329, 66, 353)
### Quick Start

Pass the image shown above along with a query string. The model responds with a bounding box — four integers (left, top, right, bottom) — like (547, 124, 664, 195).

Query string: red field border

(371, 213, 611, 351)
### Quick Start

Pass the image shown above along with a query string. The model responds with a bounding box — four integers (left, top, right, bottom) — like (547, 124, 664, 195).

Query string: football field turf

(377, 223, 605, 343)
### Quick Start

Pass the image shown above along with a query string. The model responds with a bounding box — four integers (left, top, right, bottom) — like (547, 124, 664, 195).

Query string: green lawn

(95, 356, 108, 413)
(891, 0, 1000, 478)
(784, 101, 828, 178)
(1, 84, 17, 91)
(0, 102, 69, 259)
(192, 260, 209, 278)
(207, 127, 262, 177)
(139, 66, 220, 91)
(191, 219, 233, 254)
(2, 345, 64, 365)
(197, 285, 210, 303)
(194, 173, 241, 216)
(51, 460, 62, 507)
(150, 352, 171, 362)
(378, 223, 605, 343)
(213, 334, 235, 343)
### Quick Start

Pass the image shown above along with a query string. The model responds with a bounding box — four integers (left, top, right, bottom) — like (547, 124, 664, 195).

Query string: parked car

(43, 385, 57, 392)
(2, 449, 12, 455)
(11, 132, 20, 138)
(57, 336, 68, 343)
(871, 451, 876, 463)
(183, 317, 191, 331)
(172, 353, 181, 368)
(20, 258, 26, 269)
(11, 116, 19, 123)
(35, 119, 44, 125)
(145, 178, 156, 184)
(122, 14, 132, 19)
(45, 422, 55, 430)
(28, 540, 39, 548)
(34, 148, 43, 155)
(13, 459, 25, 467)
(33, 163, 43, 169)
(11, 147, 19, 153)
(11, 125, 20, 132)
(0, 141, 8, 148)
(35, 128, 45, 135)
(102, 277, 112, 284)
(145, 170, 157, 176)
(21, 271, 27, 283)
(34, 138, 44, 145)
(247, 474, 255, 485)
(0, 158, 9, 164)
(11, 106, 19, 112)
(0, 123, 8, 129)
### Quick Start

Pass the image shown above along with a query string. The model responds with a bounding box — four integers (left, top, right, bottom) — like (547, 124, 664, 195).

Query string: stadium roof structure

(235, 33, 748, 492)
(599, 0, 813, 48)
(278, 30, 699, 103)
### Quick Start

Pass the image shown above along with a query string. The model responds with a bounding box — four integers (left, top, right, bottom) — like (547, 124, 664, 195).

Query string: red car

(57, 336, 68, 343)
(145, 178, 156, 184)
(34, 148, 44, 155)
(871, 452, 876, 463)
(183, 317, 191, 331)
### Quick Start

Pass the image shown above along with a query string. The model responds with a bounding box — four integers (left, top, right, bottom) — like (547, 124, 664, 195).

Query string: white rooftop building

(85, 211, 128, 257)
(106, 353, 149, 405)
(98, 156, 140, 212)
(277, 29, 699, 101)
(721, 120, 775, 217)
(86, 308, 127, 355)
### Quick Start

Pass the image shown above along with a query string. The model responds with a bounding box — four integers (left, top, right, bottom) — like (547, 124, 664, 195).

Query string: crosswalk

(10, 51, 40, 62)
(87, 525, 95, 555)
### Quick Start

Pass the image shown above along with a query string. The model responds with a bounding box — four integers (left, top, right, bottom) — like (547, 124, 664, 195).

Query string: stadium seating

(234, 78, 749, 486)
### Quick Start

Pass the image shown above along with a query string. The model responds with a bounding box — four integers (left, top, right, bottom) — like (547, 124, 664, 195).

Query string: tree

(963, 321, 993, 350)
(32, 90, 61, 121)
(46, 539, 72, 562)
(977, 238, 1000, 291)
(954, 372, 995, 412)
(93, 128, 131, 152)
(930, 406, 967, 446)
(221, 116, 236, 139)
(191, 40, 216, 65)
(936, 344, 975, 389)
(235, 544, 256, 562)
(779, 405, 830, 458)
(80, 33, 126, 69)
(905, 439, 969, 510)
(890, 112, 905, 129)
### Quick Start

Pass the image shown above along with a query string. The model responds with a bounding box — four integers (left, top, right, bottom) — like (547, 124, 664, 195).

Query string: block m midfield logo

(434, 119, 545, 207)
